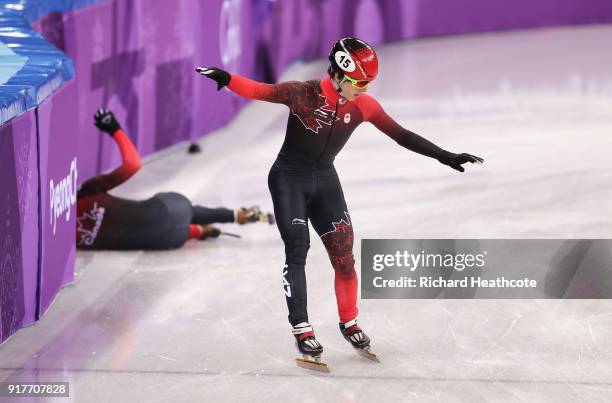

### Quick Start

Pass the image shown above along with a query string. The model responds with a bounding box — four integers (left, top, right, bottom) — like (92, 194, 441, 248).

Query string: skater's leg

(192, 205, 271, 225)
(308, 172, 358, 324)
(192, 205, 235, 225)
(308, 175, 378, 360)
(308, 173, 374, 354)
(268, 167, 311, 326)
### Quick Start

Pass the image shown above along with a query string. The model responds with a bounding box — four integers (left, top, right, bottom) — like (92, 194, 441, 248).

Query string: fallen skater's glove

(196, 66, 231, 90)
(94, 109, 121, 136)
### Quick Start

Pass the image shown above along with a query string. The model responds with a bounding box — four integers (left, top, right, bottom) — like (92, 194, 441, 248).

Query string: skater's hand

(94, 109, 121, 136)
(196, 66, 231, 90)
(438, 151, 484, 172)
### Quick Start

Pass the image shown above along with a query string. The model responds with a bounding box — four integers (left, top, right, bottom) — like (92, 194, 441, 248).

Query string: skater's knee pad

(321, 225, 355, 279)
(285, 238, 310, 266)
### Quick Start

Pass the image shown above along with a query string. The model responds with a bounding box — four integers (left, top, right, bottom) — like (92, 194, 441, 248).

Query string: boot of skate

(292, 322, 323, 357)
(339, 318, 370, 349)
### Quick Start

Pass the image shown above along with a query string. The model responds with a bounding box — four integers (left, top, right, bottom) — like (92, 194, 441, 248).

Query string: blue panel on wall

(0, 0, 106, 125)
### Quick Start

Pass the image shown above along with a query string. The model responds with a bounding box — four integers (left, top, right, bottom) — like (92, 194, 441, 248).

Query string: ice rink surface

(1, 25, 612, 402)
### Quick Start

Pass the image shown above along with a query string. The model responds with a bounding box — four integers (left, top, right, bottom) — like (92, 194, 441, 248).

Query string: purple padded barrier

(0, 111, 39, 344)
(243, 0, 612, 82)
(34, 0, 249, 181)
(400, 0, 612, 38)
(36, 80, 79, 316)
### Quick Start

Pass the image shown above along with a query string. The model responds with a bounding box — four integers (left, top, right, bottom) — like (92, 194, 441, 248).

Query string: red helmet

(328, 37, 378, 82)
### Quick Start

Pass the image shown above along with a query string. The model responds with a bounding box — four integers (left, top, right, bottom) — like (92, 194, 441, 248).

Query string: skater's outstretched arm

(78, 109, 142, 197)
(358, 95, 483, 172)
(196, 66, 295, 106)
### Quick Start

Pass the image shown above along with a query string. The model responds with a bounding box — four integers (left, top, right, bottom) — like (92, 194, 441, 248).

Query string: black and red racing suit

(226, 75, 447, 326)
(76, 130, 236, 250)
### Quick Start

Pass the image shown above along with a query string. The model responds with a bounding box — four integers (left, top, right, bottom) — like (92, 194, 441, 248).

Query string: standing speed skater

(197, 37, 483, 371)
(76, 109, 274, 251)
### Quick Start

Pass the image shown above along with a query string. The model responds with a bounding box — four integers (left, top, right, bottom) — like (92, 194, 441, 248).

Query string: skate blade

(356, 347, 380, 363)
(295, 356, 330, 373)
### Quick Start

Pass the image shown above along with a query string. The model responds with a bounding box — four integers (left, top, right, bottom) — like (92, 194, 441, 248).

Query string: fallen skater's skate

(237, 206, 275, 225)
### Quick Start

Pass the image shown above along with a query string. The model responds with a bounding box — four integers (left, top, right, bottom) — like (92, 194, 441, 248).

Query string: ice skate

(198, 225, 242, 240)
(340, 319, 380, 362)
(236, 206, 275, 225)
(198, 225, 221, 240)
(292, 322, 329, 372)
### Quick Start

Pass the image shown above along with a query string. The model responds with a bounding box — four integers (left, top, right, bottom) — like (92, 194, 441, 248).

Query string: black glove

(196, 66, 231, 90)
(94, 109, 121, 136)
(438, 150, 484, 172)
